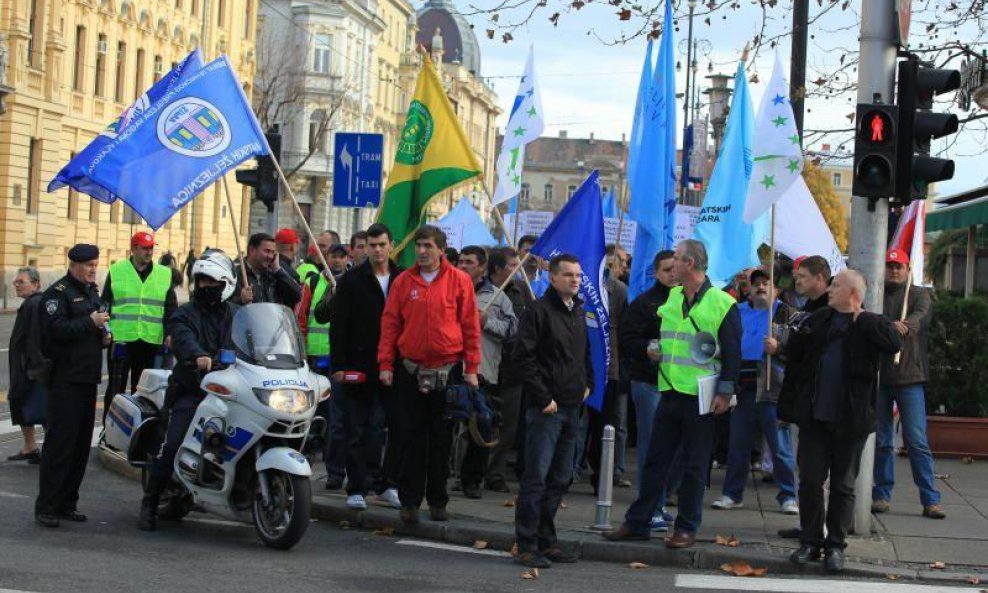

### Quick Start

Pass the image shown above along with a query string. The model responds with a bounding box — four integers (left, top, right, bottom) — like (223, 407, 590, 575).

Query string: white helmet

(192, 249, 237, 302)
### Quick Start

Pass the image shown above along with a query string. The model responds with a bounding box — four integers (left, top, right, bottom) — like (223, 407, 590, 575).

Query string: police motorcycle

(103, 303, 331, 550)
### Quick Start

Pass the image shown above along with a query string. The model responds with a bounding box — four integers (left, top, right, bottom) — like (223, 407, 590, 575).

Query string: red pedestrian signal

(870, 114, 884, 142)
(853, 104, 898, 199)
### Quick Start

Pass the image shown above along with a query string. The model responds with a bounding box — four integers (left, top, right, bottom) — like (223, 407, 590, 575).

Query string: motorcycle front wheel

(252, 471, 311, 550)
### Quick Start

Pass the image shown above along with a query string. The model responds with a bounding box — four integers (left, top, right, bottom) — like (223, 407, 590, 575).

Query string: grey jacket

(476, 280, 518, 385)
(880, 283, 931, 387)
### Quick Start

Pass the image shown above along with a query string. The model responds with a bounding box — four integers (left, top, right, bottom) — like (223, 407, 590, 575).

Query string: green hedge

(927, 292, 988, 417)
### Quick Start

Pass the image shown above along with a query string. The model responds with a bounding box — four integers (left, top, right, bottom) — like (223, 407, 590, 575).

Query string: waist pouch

(402, 359, 455, 392)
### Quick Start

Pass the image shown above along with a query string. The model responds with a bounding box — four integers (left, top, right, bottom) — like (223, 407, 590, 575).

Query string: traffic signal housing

(236, 132, 282, 212)
(852, 103, 899, 200)
(894, 59, 960, 202)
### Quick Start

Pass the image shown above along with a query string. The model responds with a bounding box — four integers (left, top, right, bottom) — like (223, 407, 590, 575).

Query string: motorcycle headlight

(253, 388, 314, 414)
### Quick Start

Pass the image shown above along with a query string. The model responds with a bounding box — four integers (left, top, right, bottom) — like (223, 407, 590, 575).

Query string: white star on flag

(743, 52, 804, 223)
(492, 45, 545, 206)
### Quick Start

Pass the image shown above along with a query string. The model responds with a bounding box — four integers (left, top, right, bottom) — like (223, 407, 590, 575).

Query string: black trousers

(105, 340, 160, 415)
(797, 420, 868, 550)
(485, 383, 522, 485)
(459, 383, 501, 488)
(146, 392, 200, 494)
(341, 382, 386, 496)
(395, 363, 457, 509)
(36, 382, 97, 516)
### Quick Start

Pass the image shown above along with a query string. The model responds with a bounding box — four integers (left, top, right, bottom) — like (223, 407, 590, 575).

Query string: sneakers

(378, 488, 402, 509)
(923, 504, 947, 519)
(871, 499, 891, 514)
(781, 499, 800, 515)
(346, 494, 367, 510)
(711, 495, 744, 510)
(650, 508, 674, 532)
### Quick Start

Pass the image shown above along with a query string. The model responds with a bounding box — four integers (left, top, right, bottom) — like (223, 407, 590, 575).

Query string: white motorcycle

(103, 303, 330, 550)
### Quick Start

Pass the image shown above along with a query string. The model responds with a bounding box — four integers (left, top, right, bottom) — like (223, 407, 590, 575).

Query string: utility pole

(849, 0, 898, 537)
(789, 0, 809, 137)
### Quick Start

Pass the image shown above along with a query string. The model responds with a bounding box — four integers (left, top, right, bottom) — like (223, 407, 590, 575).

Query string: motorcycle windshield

(231, 303, 305, 369)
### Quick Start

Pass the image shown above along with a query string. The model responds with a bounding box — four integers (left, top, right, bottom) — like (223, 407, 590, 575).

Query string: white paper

(697, 374, 736, 415)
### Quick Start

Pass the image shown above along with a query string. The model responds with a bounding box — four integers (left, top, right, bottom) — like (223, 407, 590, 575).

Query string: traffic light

(236, 132, 282, 212)
(852, 103, 899, 199)
(894, 59, 960, 202)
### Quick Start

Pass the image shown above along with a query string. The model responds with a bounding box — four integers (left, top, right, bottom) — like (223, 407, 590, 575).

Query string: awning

(926, 195, 988, 232)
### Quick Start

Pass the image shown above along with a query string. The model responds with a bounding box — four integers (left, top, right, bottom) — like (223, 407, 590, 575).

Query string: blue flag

(601, 188, 619, 219)
(628, 0, 676, 299)
(530, 170, 610, 411)
(626, 39, 653, 186)
(48, 50, 204, 203)
(692, 60, 764, 284)
(80, 56, 269, 230)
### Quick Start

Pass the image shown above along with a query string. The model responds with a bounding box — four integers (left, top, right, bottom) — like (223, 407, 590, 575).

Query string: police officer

(103, 232, 177, 414)
(139, 250, 239, 531)
(35, 244, 109, 528)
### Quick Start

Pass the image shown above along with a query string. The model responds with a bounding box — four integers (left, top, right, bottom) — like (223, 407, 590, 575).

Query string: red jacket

(378, 258, 482, 375)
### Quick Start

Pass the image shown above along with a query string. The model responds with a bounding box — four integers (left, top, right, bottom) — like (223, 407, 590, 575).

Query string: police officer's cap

(68, 243, 100, 263)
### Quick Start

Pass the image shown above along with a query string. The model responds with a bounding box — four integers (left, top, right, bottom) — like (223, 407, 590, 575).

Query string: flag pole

(220, 176, 250, 283)
(268, 155, 336, 289)
(766, 204, 776, 390)
(481, 179, 537, 300)
(893, 281, 910, 365)
(481, 251, 532, 316)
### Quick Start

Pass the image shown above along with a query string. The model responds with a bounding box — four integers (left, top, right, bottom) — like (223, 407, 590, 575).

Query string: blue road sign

(332, 132, 384, 208)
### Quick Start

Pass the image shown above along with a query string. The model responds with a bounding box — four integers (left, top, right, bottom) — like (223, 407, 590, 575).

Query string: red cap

(886, 248, 910, 265)
(131, 232, 155, 248)
(307, 244, 319, 257)
(793, 256, 807, 270)
(275, 228, 299, 245)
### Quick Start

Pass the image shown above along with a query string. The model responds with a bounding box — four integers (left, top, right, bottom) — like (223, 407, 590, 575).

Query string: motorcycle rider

(139, 250, 239, 531)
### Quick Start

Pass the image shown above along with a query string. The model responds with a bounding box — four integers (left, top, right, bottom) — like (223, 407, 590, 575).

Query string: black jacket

(619, 282, 671, 384)
(880, 283, 931, 387)
(9, 293, 48, 402)
(497, 278, 535, 387)
(168, 300, 240, 394)
(327, 259, 403, 377)
(231, 260, 302, 308)
(513, 287, 594, 409)
(777, 307, 901, 438)
(39, 273, 105, 385)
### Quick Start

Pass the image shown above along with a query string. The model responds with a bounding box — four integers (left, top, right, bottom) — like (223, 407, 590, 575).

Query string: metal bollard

(590, 425, 616, 531)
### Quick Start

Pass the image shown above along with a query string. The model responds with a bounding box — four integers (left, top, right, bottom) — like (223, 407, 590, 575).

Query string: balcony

(303, 72, 345, 97)
(281, 149, 333, 179)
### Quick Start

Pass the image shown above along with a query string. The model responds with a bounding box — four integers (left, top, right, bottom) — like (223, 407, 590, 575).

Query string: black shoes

(824, 548, 845, 574)
(400, 506, 420, 524)
(35, 514, 60, 528)
(8, 449, 40, 463)
(325, 476, 344, 491)
(485, 480, 511, 494)
(59, 510, 87, 522)
(138, 497, 158, 531)
(429, 506, 449, 522)
(515, 551, 552, 569)
(462, 483, 482, 499)
(789, 544, 822, 565)
(540, 547, 578, 563)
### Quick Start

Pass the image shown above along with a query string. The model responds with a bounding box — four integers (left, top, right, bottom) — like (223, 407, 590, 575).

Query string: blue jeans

(722, 388, 797, 504)
(515, 405, 580, 553)
(873, 384, 941, 506)
(630, 381, 683, 502)
(625, 391, 715, 535)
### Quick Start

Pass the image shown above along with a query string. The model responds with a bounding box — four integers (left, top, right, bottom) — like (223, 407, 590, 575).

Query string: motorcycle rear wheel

(252, 471, 311, 550)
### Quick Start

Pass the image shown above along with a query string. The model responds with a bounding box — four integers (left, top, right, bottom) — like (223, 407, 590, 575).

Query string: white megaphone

(689, 331, 720, 365)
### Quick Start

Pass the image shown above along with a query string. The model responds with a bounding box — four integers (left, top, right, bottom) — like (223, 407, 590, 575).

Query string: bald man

(777, 269, 901, 574)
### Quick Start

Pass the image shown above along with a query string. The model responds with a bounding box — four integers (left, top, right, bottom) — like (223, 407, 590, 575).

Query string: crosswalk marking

(395, 539, 511, 558)
(674, 574, 981, 593)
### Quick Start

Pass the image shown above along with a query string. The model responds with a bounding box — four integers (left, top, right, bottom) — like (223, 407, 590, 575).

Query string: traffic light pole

(849, 0, 898, 537)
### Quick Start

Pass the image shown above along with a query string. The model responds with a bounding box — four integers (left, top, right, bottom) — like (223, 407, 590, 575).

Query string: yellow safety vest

(108, 260, 171, 345)
(657, 284, 735, 396)
(297, 262, 330, 357)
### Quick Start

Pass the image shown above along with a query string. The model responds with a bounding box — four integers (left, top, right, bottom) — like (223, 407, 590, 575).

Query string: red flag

(890, 201, 926, 285)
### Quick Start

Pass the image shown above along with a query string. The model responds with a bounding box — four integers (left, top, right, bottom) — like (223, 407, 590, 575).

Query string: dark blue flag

(530, 170, 610, 411)
(81, 56, 269, 230)
(48, 50, 204, 203)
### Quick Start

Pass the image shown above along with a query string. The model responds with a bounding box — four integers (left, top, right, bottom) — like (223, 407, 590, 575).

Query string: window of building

(153, 55, 163, 82)
(244, 1, 253, 39)
(544, 183, 553, 203)
(67, 152, 78, 219)
(73, 26, 87, 91)
(520, 183, 530, 208)
(123, 204, 141, 225)
(832, 172, 842, 187)
(567, 185, 577, 199)
(27, 139, 41, 214)
(111, 201, 121, 223)
(94, 34, 107, 96)
(114, 42, 127, 102)
(27, 0, 43, 67)
(191, 0, 198, 16)
(176, 0, 182, 7)
(313, 34, 332, 74)
(308, 109, 327, 154)
(217, 0, 226, 27)
(134, 49, 146, 101)
(90, 201, 100, 222)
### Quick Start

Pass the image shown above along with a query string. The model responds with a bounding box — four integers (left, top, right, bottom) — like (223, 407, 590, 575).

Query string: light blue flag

(601, 189, 619, 219)
(81, 56, 269, 230)
(692, 59, 763, 284)
(530, 170, 610, 411)
(626, 39, 653, 187)
(628, 0, 676, 299)
(48, 50, 204, 203)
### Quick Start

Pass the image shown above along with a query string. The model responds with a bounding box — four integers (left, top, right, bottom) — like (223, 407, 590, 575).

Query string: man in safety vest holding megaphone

(605, 238, 741, 550)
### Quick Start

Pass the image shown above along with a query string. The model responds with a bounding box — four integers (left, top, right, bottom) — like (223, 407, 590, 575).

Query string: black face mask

(194, 284, 224, 305)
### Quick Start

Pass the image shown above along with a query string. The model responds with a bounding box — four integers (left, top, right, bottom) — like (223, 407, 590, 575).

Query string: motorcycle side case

(105, 393, 163, 465)
(135, 369, 172, 410)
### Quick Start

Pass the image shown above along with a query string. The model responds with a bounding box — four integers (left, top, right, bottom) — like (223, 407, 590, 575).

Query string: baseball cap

(793, 255, 807, 270)
(275, 228, 300, 245)
(886, 248, 910, 265)
(131, 232, 155, 248)
(749, 263, 782, 286)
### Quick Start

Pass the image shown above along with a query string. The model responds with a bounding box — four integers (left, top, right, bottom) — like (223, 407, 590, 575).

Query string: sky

(455, 0, 985, 198)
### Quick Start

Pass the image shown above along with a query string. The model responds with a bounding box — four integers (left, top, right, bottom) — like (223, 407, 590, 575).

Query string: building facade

(0, 0, 259, 298)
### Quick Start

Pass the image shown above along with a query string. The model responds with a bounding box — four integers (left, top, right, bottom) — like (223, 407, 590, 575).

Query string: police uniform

(35, 244, 105, 527)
